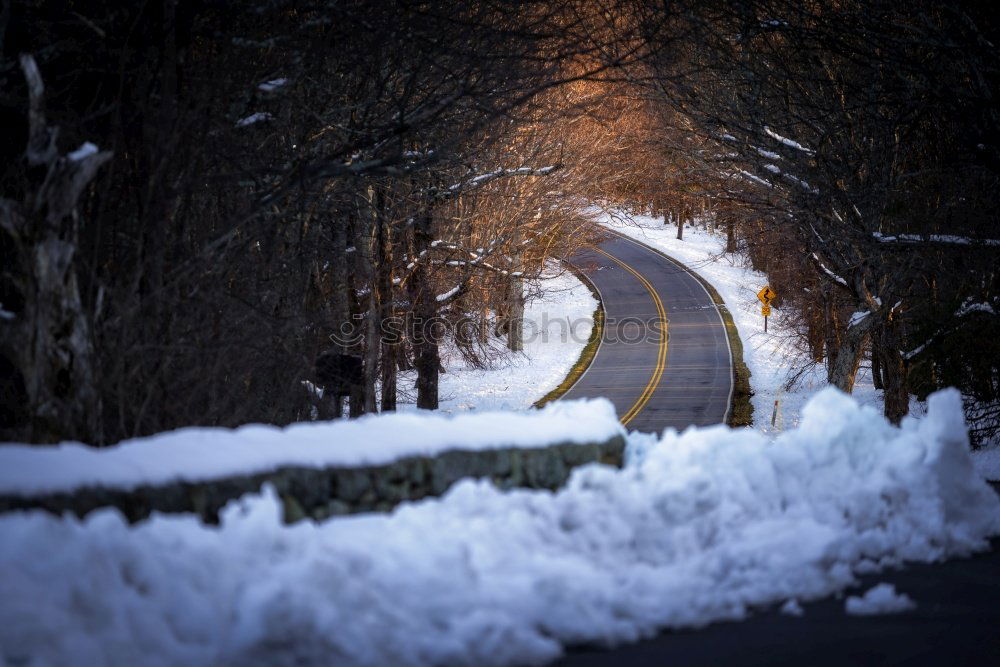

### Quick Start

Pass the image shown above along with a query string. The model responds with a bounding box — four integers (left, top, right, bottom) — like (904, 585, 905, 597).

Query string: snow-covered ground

(2, 388, 997, 666)
(397, 267, 597, 414)
(599, 211, 927, 434)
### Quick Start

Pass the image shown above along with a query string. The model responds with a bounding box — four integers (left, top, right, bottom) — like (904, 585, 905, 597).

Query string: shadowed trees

(0, 0, 644, 443)
(637, 0, 999, 433)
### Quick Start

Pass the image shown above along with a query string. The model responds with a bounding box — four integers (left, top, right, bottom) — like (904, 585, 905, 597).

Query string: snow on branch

(438, 258, 518, 276)
(756, 146, 782, 160)
(783, 172, 818, 193)
(236, 112, 273, 127)
(904, 299, 995, 360)
(873, 232, 1000, 247)
(848, 311, 869, 329)
(436, 285, 462, 302)
(764, 127, 814, 155)
(258, 78, 288, 92)
(67, 142, 99, 162)
(736, 169, 773, 188)
(956, 299, 996, 317)
(811, 253, 849, 287)
(437, 164, 561, 200)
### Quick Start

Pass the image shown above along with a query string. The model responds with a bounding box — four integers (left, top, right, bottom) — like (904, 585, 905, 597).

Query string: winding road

(561, 230, 733, 433)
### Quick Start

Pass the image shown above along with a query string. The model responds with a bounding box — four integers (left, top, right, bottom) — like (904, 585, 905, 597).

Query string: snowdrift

(1, 388, 998, 666)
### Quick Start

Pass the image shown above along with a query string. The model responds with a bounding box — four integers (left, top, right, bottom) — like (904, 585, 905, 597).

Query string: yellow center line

(592, 247, 668, 426)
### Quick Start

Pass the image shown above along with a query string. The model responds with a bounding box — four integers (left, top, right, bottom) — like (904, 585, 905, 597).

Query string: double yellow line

(592, 247, 668, 426)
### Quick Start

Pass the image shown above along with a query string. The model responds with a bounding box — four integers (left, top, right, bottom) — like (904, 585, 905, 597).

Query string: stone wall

(0, 435, 625, 524)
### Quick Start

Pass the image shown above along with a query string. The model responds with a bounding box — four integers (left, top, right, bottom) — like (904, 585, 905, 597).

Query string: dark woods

(0, 0, 630, 444)
(1, 0, 998, 445)
(638, 0, 1000, 440)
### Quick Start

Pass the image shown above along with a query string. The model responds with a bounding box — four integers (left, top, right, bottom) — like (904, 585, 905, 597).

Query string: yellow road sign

(757, 285, 777, 305)
(761, 303, 772, 317)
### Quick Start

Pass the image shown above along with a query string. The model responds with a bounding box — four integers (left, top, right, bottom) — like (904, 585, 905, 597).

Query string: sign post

(757, 286, 777, 332)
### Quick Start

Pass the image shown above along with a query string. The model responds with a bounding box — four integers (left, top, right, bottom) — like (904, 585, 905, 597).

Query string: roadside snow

(598, 211, 925, 436)
(0, 399, 621, 497)
(845, 584, 916, 616)
(398, 268, 597, 414)
(1, 388, 996, 666)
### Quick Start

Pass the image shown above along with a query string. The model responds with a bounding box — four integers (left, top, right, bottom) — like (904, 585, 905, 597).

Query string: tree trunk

(318, 394, 342, 420)
(348, 385, 365, 418)
(871, 343, 884, 390)
(330, 217, 351, 352)
(507, 277, 524, 352)
(0, 55, 110, 444)
(807, 302, 825, 362)
(874, 324, 909, 424)
(379, 205, 396, 412)
(829, 317, 870, 393)
(479, 307, 490, 343)
(359, 186, 379, 414)
(725, 216, 737, 253)
(410, 212, 439, 409)
(507, 226, 524, 352)
(677, 205, 686, 240)
(823, 292, 841, 382)
(380, 341, 397, 411)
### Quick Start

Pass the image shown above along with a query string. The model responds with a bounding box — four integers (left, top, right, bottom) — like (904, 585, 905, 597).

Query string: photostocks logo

(330, 313, 665, 346)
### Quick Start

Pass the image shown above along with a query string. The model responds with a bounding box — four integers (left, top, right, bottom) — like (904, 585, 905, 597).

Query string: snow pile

(844, 584, 916, 616)
(0, 399, 622, 497)
(1, 389, 997, 666)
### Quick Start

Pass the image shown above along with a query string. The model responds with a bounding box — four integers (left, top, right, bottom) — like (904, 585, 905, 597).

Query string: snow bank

(1, 388, 997, 666)
(845, 584, 916, 616)
(0, 399, 622, 497)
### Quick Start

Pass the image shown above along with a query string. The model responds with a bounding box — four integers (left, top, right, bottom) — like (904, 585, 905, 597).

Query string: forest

(2, 0, 998, 446)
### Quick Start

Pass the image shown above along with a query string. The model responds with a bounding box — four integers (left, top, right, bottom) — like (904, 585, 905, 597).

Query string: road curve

(560, 231, 733, 433)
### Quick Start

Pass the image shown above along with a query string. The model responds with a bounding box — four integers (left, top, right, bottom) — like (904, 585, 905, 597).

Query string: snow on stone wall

(0, 400, 625, 523)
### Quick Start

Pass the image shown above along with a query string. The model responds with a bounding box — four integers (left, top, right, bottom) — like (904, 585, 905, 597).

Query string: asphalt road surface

(561, 230, 733, 433)
(558, 533, 1000, 667)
